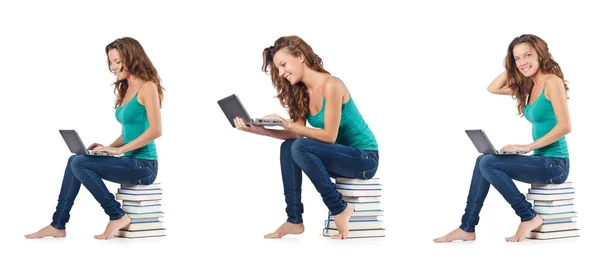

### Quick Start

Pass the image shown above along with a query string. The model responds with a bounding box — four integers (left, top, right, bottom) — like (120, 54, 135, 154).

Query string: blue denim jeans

(50, 155, 158, 230)
(280, 138, 379, 224)
(460, 154, 569, 232)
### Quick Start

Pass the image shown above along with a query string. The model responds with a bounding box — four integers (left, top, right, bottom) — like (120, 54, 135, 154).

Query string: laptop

(465, 129, 526, 155)
(59, 130, 117, 157)
(217, 94, 283, 127)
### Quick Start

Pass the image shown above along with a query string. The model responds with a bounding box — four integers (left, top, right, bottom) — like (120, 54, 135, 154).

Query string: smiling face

(512, 43, 540, 78)
(273, 48, 305, 85)
(107, 48, 130, 81)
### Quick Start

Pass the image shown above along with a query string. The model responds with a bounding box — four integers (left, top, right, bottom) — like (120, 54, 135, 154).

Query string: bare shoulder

(323, 76, 347, 99)
(546, 74, 564, 88)
(139, 81, 159, 97)
(137, 82, 159, 107)
(544, 74, 566, 101)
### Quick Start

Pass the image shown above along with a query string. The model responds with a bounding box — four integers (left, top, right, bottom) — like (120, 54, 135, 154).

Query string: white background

(1, 0, 598, 279)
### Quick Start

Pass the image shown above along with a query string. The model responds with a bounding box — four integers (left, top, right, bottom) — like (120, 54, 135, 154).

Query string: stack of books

(526, 181, 579, 240)
(322, 177, 385, 238)
(115, 182, 166, 238)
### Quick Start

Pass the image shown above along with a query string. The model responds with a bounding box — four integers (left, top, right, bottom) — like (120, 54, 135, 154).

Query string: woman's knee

(69, 155, 88, 170)
(280, 139, 296, 152)
(290, 138, 314, 159)
(477, 154, 496, 170)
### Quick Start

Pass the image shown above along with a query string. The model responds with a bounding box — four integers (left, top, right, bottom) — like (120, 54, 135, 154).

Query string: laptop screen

(217, 94, 252, 127)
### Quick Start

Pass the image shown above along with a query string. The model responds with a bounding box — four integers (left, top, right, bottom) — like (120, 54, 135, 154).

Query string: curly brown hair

(504, 34, 568, 116)
(262, 36, 330, 121)
(105, 37, 164, 109)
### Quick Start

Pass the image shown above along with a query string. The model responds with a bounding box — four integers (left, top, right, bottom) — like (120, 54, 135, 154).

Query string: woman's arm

(108, 135, 123, 147)
(487, 71, 514, 95)
(89, 135, 122, 150)
(234, 116, 303, 140)
(285, 78, 344, 144)
(262, 118, 304, 140)
(116, 82, 162, 154)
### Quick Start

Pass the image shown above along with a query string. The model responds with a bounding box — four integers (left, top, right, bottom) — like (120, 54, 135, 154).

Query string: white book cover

(534, 199, 574, 206)
(533, 204, 575, 214)
(531, 181, 574, 189)
(526, 193, 575, 201)
(322, 228, 386, 238)
(118, 188, 162, 195)
(336, 183, 382, 190)
(120, 183, 162, 190)
(335, 177, 380, 185)
(116, 193, 163, 202)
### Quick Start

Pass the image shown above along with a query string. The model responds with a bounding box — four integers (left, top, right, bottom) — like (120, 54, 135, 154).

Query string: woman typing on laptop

(434, 34, 571, 243)
(233, 36, 379, 239)
(25, 37, 163, 240)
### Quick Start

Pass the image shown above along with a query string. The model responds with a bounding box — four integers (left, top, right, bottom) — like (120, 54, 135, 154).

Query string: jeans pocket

(360, 150, 369, 160)
(134, 159, 145, 170)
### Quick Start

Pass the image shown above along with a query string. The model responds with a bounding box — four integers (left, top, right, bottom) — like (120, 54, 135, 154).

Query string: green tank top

(115, 93, 158, 160)
(523, 89, 569, 158)
(306, 96, 378, 150)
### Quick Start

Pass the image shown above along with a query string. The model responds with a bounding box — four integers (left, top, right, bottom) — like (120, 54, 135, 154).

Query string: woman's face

(513, 43, 540, 78)
(108, 49, 129, 81)
(273, 48, 304, 85)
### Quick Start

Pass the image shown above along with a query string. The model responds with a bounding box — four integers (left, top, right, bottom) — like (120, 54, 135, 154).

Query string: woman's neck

(531, 71, 550, 86)
(301, 68, 329, 95)
(127, 76, 145, 90)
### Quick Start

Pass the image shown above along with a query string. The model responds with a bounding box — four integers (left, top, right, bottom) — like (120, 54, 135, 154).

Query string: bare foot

(25, 225, 66, 239)
(264, 222, 305, 238)
(94, 214, 131, 240)
(331, 203, 355, 240)
(505, 214, 543, 242)
(433, 228, 476, 243)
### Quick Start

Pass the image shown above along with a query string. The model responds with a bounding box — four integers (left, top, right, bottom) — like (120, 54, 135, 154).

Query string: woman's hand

(234, 117, 267, 134)
(94, 145, 124, 155)
(263, 114, 292, 130)
(87, 143, 104, 150)
(501, 144, 532, 153)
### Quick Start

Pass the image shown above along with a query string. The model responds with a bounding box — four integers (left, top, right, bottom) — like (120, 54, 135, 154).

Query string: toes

(505, 236, 518, 242)
(26, 233, 40, 238)
(264, 233, 279, 238)
(331, 234, 342, 239)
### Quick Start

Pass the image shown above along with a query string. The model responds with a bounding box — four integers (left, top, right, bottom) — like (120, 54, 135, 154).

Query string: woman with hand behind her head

(434, 34, 571, 243)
